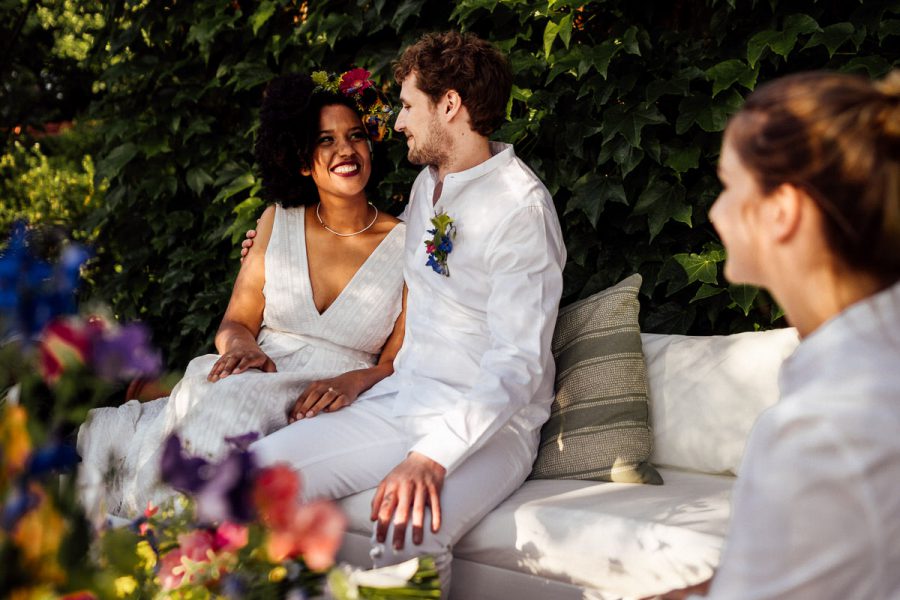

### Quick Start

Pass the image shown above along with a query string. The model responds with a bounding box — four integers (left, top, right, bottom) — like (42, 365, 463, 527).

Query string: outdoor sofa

(335, 276, 801, 600)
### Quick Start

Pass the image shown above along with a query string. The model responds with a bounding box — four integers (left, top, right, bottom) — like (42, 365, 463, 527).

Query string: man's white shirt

(362, 142, 566, 473)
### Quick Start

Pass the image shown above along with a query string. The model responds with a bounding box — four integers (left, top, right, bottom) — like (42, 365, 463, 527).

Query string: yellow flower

(114, 576, 138, 597)
(136, 540, 157, 571)
(268, 565, 288, 582)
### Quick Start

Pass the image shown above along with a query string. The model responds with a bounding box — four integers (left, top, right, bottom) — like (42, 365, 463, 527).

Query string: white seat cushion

(339, 468, 734, 599)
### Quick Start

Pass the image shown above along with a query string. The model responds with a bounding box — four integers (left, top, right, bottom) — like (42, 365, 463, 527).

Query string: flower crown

(311, 68, 394, 142)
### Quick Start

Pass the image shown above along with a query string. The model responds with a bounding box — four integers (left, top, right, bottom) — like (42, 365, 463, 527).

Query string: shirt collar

(781, 280, 900, 391)
(426, 142, 515, 185)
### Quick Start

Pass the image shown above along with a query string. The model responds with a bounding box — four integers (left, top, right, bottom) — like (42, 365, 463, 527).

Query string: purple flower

(91, 322, 162, 381)
(160, 434, 258, 524)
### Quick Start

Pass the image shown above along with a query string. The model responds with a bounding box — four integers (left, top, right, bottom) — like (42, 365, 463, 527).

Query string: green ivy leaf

(879, 19, 900, 43)
(664, 145, 700, 174)
(601, 103, 666, 147)
(543, 19, 561, 59)
(609, 139, 643, 176)
(705, 59, 758, 96)
(214, 171, 256, 203)
(559, 13, 574, 49)
(621, 26, 641, 56)
(676, 89, 743, 134)
(566, 172, 627, 227)
(634, 180, 691, 241)
(802, 22, 855, 57)
(391, 0, 425, 30)
(250, 1, 277, 36)
(186, 167, 214, 195)
(690, 283, 726, 303)
(97, 142, 138, 179)
(840, 55, 893, 78)
(729, 285, 759, 316)
(747, 13, 820, 66)
(674, 250, 724, 285)
(584, 40, 621, 79)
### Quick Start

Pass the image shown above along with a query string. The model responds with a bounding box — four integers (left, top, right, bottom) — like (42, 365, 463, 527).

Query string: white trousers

(250, 395, 537, 594)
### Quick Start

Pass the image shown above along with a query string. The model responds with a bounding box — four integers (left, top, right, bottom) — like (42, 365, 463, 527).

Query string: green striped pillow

(530, 274, 663, 484)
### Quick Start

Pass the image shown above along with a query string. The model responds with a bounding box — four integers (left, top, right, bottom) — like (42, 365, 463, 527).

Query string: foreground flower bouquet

(92, 433, 441, 599)
(0, 222, 439, 598)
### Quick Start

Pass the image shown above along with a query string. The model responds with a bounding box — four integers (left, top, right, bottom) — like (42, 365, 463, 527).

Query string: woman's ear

(767, 183, 805, 243)
(300, 166, 311, 177)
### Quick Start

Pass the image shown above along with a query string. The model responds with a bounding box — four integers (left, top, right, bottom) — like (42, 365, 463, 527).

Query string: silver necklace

(315, 202, 378, 237)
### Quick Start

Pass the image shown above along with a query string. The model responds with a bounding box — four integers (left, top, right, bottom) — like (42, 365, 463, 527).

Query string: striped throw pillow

(530, 274, 662, 484)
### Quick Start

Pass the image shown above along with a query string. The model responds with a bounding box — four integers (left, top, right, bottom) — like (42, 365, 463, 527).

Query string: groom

(250, 31, 565, 588)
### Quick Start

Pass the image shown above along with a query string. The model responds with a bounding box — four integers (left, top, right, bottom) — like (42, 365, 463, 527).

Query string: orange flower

(11, 487, 67, 584)
(1, 404, 31, 480)
(253, 464, 300, 529)
(265, 500, 346, 570)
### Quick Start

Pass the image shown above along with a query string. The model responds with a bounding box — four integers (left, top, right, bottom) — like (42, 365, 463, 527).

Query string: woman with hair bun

(78, 71, 407, 517)
(664, 70, 900, 599)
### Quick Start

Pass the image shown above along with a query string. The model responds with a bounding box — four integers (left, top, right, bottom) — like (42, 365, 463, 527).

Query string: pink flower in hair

(339, 68, 374, 95)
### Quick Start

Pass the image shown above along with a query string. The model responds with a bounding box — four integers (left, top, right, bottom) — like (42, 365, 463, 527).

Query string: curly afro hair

(254, 73, 383, 207)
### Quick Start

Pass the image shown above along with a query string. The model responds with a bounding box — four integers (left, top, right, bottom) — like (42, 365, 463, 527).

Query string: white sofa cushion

(642, 328, 799, 475)
(338, 468, 734, 599)
(454, 468, 731, 598)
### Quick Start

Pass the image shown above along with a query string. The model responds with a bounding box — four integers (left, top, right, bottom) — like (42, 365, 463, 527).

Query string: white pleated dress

(77, 205, 405, 517)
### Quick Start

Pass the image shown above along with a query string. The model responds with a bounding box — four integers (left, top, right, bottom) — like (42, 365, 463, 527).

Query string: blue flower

(0, 221, 91, 341)
(426, 255, 445, 275)
(1, 483, 40, 531)
(438, 237, 453, 253)
(26, 442, 80, 478)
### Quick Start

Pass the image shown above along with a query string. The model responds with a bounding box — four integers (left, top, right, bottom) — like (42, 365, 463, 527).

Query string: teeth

(333, 164, 359, 174)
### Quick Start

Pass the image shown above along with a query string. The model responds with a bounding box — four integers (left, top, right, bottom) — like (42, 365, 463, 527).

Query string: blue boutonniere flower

(424, 211, 456, 277)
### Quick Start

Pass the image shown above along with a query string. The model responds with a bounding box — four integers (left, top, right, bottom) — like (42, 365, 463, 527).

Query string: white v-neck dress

(77, 205, 405, 517)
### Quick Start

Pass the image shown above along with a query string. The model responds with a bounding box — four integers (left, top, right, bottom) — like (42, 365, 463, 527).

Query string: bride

(78, 71, 406, 517)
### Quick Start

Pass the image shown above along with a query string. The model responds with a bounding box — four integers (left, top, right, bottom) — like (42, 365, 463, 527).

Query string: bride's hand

(289, 373, 364, 422)
(207, 347, 276, 381)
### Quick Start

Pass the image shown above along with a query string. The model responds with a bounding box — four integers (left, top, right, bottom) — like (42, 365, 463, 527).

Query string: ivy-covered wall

(77, 0, 899, 368)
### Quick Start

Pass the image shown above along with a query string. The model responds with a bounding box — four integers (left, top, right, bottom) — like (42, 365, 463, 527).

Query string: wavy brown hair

(727, 70, 900, 283)
(393, 31, 512, 136)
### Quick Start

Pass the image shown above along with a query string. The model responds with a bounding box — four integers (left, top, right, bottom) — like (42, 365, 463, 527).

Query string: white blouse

(700, 281, 900, 599)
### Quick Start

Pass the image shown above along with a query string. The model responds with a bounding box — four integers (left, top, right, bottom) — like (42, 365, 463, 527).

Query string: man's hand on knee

(371, 452, 446, 551)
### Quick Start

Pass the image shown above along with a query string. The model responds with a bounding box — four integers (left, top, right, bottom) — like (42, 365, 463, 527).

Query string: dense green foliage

(6, 0, 899, 367)
(0, 133, 105, 236)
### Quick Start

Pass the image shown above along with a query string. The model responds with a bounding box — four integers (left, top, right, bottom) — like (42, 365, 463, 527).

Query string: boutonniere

(424, 211, 456, 277)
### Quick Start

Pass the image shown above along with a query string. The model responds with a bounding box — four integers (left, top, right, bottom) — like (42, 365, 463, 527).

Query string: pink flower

(339, 68, 373, 95)
(266, 500, 346, 570)
(254, 464, 300, 530)
(425, 243, 436, 254)
(214, 521, 249, 552)
(159, 530, 216, 590)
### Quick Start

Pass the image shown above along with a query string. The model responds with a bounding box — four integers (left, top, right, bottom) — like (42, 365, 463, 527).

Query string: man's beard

(407, 114, 451, 168)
